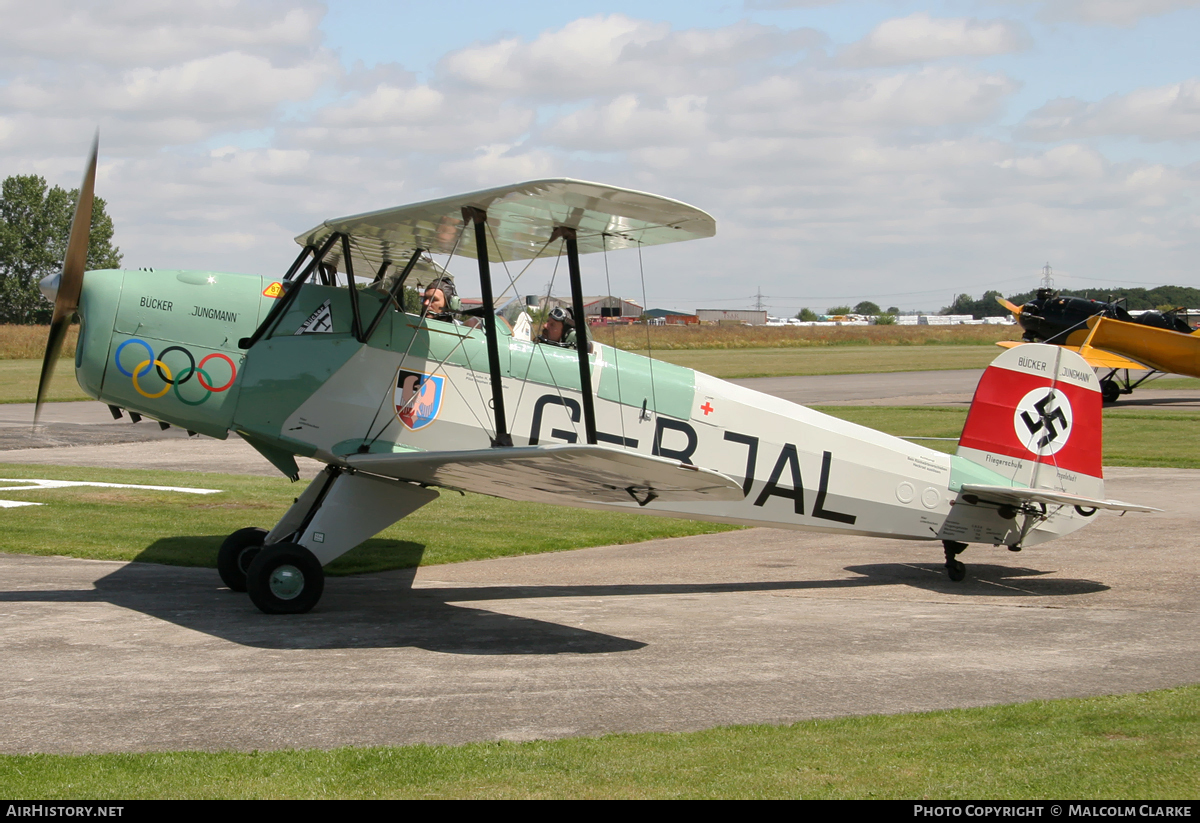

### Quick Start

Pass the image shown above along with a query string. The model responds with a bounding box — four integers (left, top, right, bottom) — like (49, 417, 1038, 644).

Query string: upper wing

(959, 484, 1160, 513)
(1082, 314, 1199, 376)
(346, 444, 744, 508)
(995, 340, 1150, 371)
(296, 179, 716, 277)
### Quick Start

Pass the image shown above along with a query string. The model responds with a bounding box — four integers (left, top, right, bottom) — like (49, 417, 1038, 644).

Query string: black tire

(246, 542, 324, 615)
(1100, 379, 1120, 404)
(946, 560, 966, 582)
(217, 527, 267, 592)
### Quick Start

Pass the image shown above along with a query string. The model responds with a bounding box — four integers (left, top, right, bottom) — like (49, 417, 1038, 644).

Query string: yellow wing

(996, 340, 1149, 372)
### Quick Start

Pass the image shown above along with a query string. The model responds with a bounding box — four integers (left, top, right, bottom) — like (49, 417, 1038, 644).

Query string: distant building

(523, 295, 643, 322)
(644, 308, 698, 325)
(696, 309, 769, 325)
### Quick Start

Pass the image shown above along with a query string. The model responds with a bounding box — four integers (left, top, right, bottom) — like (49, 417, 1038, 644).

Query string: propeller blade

(996, 296, 1022, 316)
(35, 132, 98, 424)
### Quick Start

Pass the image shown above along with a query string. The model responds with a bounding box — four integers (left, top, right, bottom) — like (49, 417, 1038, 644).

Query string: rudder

(957, 343, 1103, 499)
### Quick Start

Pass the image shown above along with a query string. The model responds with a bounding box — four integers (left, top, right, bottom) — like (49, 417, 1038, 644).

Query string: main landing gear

(217, 527, 267, 592)
(220, 526, 324, 613)
(942, 540, 968, 582)
(246, 542, 325, 614)
(218, 466, 441, 615)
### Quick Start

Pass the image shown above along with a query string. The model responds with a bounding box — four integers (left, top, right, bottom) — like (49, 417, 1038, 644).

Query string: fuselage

(75, 268, 1090, 548)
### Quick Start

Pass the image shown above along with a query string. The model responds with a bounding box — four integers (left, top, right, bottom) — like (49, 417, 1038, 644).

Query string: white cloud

(544, 95, 709, 151)
(0, 1, 339, 149)
(724, 67, 1018, 135)
(1, 8, 1194, 310)
(840, 13, 1030, 67)
(291, 83, 535, 153)
(0, 0, 324, 68)
(439, 15, 822, 99)
(439, 145, 559, 189)
(1019, 80, 1200, 141)
(1036, 0, 1200, 27)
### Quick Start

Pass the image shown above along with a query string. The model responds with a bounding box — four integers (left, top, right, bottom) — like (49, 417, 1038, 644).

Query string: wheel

(942, 540, 967, 582)
(1100, 379, 1120, 404)
(217, 527, 267, 592)
(246, 542, 324, 614)
(946, 560, 966, 582)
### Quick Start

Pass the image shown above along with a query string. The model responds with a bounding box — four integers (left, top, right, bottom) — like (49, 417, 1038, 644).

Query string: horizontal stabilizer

(346, 444, 744, 507)
(959, 484, 1160, 513)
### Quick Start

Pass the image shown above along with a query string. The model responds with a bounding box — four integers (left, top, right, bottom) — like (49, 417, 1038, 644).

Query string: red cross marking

(701, 401, 714, 416)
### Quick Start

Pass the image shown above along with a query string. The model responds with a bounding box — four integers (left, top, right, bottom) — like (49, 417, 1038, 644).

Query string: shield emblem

(394, 369, 445, 431)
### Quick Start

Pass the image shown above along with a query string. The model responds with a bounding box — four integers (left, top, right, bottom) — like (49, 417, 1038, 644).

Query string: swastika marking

(1013, 387, 1073, 456)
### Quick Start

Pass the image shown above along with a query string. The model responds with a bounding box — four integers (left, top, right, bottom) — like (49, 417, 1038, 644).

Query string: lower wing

(996, 340, 1150, 372)
(346, 444, 745, 507)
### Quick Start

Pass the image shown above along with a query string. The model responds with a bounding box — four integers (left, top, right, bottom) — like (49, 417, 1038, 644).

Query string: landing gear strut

(221, 467, 442, 614)
(943, 540, 968, 582)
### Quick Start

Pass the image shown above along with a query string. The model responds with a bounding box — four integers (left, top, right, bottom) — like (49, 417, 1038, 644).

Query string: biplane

(998, 290, 1199, 402)
(36, 139, 1156, 614)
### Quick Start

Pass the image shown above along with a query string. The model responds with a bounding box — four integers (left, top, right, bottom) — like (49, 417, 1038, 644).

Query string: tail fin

(958, 343, 1103, 499)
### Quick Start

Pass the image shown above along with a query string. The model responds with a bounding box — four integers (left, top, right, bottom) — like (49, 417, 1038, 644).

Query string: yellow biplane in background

(999, 290, 1199, 402)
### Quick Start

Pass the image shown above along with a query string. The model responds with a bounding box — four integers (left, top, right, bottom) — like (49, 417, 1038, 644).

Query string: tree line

(795, 287, 1200, 322)
(0, 174, 121, 323)
(942, 286, 1200, 318)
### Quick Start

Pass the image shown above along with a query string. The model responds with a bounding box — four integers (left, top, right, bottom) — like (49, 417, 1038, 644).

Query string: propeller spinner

(34, 133, 98, 424)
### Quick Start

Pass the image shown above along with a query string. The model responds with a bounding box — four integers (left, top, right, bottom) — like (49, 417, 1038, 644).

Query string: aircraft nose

(39, 271, 61, 304)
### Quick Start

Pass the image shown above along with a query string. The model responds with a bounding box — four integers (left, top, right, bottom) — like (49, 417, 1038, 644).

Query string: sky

(2, 0, 1198, 315)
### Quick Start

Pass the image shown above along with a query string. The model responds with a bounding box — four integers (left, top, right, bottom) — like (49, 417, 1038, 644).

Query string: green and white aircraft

(37, 139, 1156, 614)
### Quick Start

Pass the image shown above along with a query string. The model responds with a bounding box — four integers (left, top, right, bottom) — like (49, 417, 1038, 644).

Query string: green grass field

(628, 345, 1002, 378)
(0, 359, 90, 403)
(820, 405, 1200, 468)
(0, 463, 738, 573)
(2, 687, 1195, 798)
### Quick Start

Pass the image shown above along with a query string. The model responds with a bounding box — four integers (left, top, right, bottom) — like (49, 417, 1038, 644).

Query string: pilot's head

(422, 278, 456, 315)
(541, 306, 575, 343)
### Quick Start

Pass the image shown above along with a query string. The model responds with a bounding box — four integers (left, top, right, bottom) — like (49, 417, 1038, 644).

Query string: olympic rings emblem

(114, 339, 237, 405)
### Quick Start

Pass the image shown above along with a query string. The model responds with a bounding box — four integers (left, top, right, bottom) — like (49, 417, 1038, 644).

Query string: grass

(818, 404, 1200, 468)
(0, 359, 91, 403)
(0, 324, 77, 360)
(0, 463, 738, 574)
(1148, 376, 1200, 389)
(602, 322, 1021, 351)
(2, 686, 1195, 798)
(633, 345, 1002, 378)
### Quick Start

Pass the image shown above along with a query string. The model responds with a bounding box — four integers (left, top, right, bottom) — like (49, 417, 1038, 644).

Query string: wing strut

(463, 207, 513, 447)
(240, 230, 342, 349)
(553, 226, 598, 445)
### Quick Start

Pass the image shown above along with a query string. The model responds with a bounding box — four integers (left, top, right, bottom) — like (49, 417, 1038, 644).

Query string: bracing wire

(637, 241, 660, 419)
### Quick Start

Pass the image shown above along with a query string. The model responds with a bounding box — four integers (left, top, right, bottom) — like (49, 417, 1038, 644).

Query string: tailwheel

(942, 540, 968, 582)
(247, 543, 324, 614)
(217, 527, 267, 592)
(1100, 378, 1120, 404)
